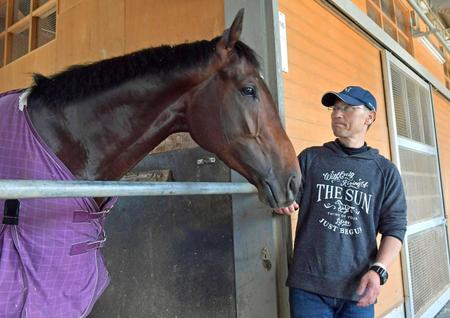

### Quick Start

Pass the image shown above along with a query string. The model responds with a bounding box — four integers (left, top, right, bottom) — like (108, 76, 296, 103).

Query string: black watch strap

(370, 265, 388, 285)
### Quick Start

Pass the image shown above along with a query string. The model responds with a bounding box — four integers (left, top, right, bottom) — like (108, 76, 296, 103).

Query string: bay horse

(0, 9, 300, 318)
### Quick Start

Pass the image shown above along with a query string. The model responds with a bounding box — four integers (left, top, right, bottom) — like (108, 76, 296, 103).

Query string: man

(276, 86, 407, 318)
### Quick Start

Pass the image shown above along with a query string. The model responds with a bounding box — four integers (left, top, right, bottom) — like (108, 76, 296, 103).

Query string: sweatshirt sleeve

(378, 164, 407, 242)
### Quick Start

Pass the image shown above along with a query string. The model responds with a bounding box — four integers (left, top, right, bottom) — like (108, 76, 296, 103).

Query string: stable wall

(350, 0, 448, 87)
(0, 0, 224, 150)
(278, 1, 404, 317)
(0, 0, 224, 93)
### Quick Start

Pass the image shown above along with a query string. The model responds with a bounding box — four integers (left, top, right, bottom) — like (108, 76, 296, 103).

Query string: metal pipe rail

(0, 180, 258, 199)
(407, 0, 450, 55)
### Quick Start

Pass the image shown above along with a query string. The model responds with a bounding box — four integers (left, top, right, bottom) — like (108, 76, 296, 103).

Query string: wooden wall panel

(433, 91, 450, 240)
(279, 0, 390, 158)
(279, 1, 403, 316)
(125, 0, 224, 53)
(58, 0, 83, 14)
(0, 40, 56, 91)
(55, 0, 125, 69)
(0, 0, 224, 151)
(413, 38, 446, 84)
(1, 0, 224, 92)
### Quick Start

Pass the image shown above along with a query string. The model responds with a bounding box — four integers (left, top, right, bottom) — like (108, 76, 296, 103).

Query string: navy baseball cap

(321, 86, 377, 111)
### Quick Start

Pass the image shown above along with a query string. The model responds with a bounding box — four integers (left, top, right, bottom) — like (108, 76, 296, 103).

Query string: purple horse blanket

(0, 90, 117, 318)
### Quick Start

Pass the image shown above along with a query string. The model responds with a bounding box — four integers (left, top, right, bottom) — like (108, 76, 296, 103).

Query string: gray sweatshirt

(286, 140, 407, 301)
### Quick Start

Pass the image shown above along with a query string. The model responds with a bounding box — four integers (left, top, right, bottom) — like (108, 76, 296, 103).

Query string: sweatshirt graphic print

(316, 169, 372, 236)
(286, 141, 407, 301)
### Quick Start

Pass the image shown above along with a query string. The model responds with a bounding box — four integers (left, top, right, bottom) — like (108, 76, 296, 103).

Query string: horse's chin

(258, 181, 294, 209)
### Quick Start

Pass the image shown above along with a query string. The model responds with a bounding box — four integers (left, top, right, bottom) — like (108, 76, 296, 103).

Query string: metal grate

(13, 0, 30, 23)
(391, 65, 434, 146)
(0, 36, 4, 67)
(406, 78, 422, 141)
(399, 147, 443, 224)
(0, 1, 6, 32)
(10, 28, 29, 62)
(408, 225, 450, 316)
(419, 88, 434, 145)
(37, 10, 56, 47)
(391, 67, 408, 137)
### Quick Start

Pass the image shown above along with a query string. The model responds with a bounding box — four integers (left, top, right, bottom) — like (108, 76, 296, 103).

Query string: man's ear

(366, 111, 376, 125)
(216, 8, 244, 60)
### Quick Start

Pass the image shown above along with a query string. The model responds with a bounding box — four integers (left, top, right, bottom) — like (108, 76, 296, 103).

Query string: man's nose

(332, 110, 343, 118)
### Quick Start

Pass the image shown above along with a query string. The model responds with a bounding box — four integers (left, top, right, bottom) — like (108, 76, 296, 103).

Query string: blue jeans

(290, 288, 374, 318)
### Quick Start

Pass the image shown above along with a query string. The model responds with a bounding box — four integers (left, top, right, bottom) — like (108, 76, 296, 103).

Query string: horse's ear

(216, 8, 244, 56)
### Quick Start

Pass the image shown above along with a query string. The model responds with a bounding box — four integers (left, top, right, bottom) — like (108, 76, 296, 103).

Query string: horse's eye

(240, 86, 256, 97)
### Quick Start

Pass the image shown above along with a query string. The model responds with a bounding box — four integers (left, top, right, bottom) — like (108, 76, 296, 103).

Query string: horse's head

(185, 10, 301, 208)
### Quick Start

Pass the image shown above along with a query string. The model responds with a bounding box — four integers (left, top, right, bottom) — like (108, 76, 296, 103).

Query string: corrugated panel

(408, 225, 450, 316)
(399, 147, 442, 224)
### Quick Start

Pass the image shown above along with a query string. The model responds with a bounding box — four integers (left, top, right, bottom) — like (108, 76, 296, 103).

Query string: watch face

(371, 265, 388, 285)
(379, 269, 388, 284)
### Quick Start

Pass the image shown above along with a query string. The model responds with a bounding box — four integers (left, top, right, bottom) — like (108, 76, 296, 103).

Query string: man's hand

(356, 270, 381, 307)
(273, 201, 299, 215)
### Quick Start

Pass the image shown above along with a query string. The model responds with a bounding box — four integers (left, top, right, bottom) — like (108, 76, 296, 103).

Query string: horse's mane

(28, 37, 260, 108)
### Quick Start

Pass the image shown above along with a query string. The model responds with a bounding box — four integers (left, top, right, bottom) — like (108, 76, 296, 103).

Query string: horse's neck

(28, 72, 205, 181)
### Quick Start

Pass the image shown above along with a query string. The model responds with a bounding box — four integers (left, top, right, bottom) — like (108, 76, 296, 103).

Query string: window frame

(0, 0, 56, 66)
(366, 0, 414, 54)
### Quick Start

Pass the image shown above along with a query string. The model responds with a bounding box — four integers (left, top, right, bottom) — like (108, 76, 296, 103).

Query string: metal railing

(0, 180, 258, 199)
(408, 0, 450, 54)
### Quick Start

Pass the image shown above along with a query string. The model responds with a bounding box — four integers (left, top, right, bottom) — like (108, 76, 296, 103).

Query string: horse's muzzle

(260, 173, 299, 209)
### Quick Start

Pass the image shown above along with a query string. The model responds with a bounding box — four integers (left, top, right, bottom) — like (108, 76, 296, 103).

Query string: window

(367, 0, 414, 54)
(0, 0, 56, 67)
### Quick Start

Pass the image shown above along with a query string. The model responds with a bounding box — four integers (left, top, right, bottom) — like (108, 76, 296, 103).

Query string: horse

(0, 9, 300, 318)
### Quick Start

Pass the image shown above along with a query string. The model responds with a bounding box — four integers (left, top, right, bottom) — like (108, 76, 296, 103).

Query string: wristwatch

(370, 264, 388, 285)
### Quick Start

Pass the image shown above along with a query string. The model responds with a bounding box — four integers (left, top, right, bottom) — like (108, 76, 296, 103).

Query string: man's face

(330, 100, 376, 138)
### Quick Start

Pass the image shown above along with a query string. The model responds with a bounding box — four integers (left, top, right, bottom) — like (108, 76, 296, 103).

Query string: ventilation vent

(408, 225, 450, 316)
(391, 65, 434, 146)
(399, 147, 442, 224)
